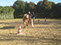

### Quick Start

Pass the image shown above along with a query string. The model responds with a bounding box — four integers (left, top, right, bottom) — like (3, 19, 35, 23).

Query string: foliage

(52, 3, 61, 18)
(25, 2, 36, 13)
(0, 0, 61, 19)
(17, 0, 22, 1)
(13, 1, 26, 18)
(0, 6, 14, 19)
(36, 1, 54, 18)
(43, 0, 48, 3)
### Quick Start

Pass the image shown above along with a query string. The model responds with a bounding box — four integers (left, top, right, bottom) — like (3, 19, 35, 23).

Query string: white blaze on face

(27, 15, 29, 19)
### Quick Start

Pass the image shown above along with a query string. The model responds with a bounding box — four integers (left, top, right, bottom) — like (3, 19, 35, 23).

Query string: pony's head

(24, 14, 29, 19)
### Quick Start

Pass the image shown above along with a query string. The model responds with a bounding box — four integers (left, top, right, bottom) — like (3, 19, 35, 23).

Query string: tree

(0, 6, 14, 19)
(52, 3, 61, 18)
(43, 0, 48, 3)
(36, 1, 55, 18)
(25, 2, 36, 13)
(13, 1, 26, 18)
(17, 0, 22, 1)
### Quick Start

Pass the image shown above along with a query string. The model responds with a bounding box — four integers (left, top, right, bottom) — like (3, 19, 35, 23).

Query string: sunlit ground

(0, 19, 61, 45)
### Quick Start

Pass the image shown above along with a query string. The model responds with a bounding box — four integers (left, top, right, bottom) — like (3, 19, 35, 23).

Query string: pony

(23, 14, 29, 28)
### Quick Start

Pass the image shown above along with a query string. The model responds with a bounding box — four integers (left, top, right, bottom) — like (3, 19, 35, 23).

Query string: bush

(0, 6, 15, 19)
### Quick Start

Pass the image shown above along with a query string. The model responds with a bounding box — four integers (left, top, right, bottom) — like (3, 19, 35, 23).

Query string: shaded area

(0, 26, 15, 29)
(0, 21, 23, 24)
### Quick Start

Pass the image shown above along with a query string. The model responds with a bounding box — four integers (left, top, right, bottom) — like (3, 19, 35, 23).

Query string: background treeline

(0, 6, 14, 19)
(0, 0, 61, 19)
(13, 0, 61, 18)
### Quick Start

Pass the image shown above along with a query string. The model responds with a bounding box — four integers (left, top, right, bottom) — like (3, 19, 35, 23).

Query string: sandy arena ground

(0, 19, 61, 45)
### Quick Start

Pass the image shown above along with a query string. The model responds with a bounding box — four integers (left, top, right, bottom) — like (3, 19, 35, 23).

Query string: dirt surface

(0, 19, 61, 45)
